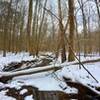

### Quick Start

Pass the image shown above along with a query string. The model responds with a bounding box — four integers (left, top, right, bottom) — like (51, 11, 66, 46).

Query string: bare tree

(35, 0, 47, 56)
(26, 0, 33, 53)
(3, 0, 12, 57)
(58, 0, 66, 63)
(68, 0, 75, 61)
(94, 0, 100, 55)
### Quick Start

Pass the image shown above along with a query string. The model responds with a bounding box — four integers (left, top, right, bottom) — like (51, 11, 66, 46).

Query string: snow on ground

(0, 52, 34, 71)
(0, 52, 100, 100)
(0, 90, 16, 100)
(20, 89, 28, 95)
(25, 95, 34, 100)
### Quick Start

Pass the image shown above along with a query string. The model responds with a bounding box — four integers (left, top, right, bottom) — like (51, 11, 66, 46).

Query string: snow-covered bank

(0, 52, 34, 71)
(0, 52, 100, 100)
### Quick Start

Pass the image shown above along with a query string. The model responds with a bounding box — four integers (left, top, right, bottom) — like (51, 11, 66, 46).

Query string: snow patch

(25, 95, 34, 100)
(20, 89, 28, 95)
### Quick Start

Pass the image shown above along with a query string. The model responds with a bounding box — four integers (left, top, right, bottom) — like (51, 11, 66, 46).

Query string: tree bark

(58, 0, 66, 63)
(68, 0, 75, 62)
(27, 0, 33, 53)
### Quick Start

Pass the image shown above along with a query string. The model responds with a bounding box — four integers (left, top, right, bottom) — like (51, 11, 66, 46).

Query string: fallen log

(63, 76, 100, 100)
(38, 91, 77, 100)
(0, 66, 61, 83)
(1, 85, 77, 100)
(73, 58, 100, 65)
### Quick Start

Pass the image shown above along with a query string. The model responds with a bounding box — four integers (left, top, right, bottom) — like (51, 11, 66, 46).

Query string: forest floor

(0, 52, 100, 100)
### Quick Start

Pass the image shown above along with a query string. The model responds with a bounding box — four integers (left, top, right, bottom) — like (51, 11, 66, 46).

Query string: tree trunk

(27, 0, 33, 53)
(94, 0, 100, 55)
(58, 0, 66, 63)
(68, 0, 75, 62)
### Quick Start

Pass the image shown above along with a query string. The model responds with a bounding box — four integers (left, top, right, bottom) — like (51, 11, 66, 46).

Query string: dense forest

(0, 0, 100, 100)
(0, 0, 99, 62)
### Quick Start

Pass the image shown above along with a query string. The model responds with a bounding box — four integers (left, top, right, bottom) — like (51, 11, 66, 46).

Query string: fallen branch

(0, 66, 61, 83)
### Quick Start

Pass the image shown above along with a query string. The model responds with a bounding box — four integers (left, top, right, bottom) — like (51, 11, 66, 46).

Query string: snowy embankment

(0, 52, 100, 100)
(0, 52, 34, 71)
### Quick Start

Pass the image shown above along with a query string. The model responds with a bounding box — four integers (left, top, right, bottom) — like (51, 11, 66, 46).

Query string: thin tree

(3, 0, 12, 57)
(26, 0, 33, 53)
(58, 0, 66, 63)
(35, 0, 47, 56)
(94, 0, 100, 55)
